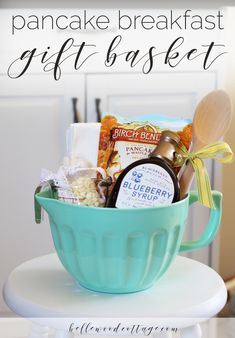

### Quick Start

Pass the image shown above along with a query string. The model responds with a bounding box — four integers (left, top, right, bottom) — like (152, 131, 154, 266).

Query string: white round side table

(3, 254, 227, 338)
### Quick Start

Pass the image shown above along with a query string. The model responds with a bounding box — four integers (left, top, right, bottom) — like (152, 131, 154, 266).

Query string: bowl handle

(179, 190, 222, 253)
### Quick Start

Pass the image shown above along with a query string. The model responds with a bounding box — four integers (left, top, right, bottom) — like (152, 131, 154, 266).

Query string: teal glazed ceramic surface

(36, 190, 222, 293)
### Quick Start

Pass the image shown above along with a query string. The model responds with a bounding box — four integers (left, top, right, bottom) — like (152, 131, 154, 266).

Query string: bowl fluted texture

(36, 191, 188, 293)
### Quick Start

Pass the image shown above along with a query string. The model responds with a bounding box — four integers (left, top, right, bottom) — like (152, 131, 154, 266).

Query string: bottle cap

(149, 130, 181, 166)
(160, 130, 181, 144)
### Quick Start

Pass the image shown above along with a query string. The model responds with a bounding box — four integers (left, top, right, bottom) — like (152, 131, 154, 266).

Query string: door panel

(0, 74, 84, 314)
(86, 72, 217, 121)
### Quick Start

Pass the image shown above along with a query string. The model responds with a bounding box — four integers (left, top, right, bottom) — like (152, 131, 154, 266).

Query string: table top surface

(3, 254, 227, 323)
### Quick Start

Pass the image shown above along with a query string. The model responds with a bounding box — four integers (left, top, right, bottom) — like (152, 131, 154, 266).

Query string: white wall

(219, 6, 235, 279)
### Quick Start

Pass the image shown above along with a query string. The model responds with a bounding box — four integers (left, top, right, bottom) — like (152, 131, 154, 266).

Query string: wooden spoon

(179, 90, 232, 199)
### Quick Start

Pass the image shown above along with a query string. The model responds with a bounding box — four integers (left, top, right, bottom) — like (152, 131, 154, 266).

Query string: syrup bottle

(107, 130, 181, 208)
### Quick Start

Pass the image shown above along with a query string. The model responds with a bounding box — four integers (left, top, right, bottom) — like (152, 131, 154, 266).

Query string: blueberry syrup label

(115, 163, 175, 208)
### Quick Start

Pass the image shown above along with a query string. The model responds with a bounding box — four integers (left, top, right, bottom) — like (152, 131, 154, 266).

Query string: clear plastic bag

(40, 166, 112, 207)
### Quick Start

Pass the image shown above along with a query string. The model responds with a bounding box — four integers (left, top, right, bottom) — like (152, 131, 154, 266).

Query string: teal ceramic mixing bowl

(36, 190, 222, 293)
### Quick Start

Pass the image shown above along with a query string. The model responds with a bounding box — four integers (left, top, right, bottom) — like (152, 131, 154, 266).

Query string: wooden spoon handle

(179, 161, 195, 199)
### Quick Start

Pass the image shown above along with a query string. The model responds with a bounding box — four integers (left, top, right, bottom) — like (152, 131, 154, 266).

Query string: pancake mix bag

(97, 113, 192, 180)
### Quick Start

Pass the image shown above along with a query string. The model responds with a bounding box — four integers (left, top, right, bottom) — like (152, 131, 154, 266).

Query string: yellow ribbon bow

(179, 141, 234, 208)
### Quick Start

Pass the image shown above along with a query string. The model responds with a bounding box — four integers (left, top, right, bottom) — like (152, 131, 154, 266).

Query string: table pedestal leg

(153, 332, 172, 337)
(54, 330, 72, 338)
(180, 324, 202, 338)
(28, 323, 50, 338)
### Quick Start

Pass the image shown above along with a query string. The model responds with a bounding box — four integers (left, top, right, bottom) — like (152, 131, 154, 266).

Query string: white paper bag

(66, 123, 101, 167)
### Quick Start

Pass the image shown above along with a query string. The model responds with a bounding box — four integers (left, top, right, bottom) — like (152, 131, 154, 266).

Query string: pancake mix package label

(97, 113, 192, 180)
